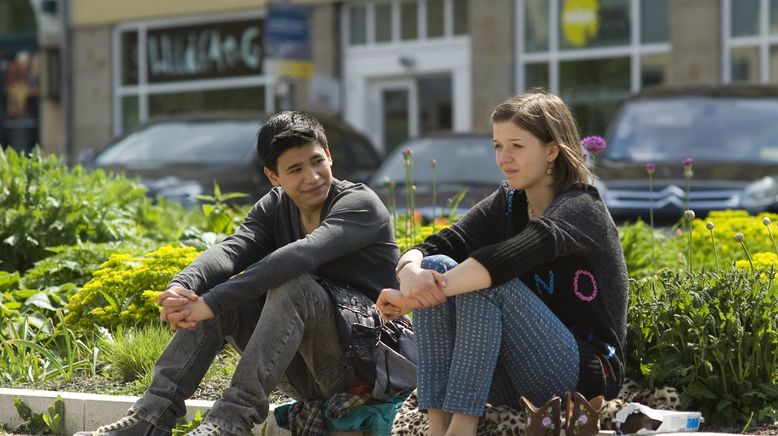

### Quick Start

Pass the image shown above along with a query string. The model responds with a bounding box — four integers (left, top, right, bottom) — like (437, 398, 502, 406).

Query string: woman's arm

(378, 256, 492, 320)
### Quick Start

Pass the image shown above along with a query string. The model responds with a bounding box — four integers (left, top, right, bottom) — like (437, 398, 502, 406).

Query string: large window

(113, 14, 273, 135)
(346, 0, 468, 46)
(517, 0, 670, 136)
(723, 0, 778, 83)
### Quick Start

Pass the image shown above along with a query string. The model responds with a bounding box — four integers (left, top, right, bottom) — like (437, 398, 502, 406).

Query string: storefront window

(427, 0, 445, 38)
(122, 96, 139, 131)
(524, 0, 549, 52)
(148, 87, 266, 118)
(518, 0, 669, 136)
(121, 31, 138, 86)
(0, 0, 36, 35)
(376, 3, 393, 42)
(559, 57, 630, 136)
(558, 0, 630, 50)
(348, 1, 467, 45)
(731, 46, 761, 82)
(418, 75, 452, 135)
(771, 45, 778, 83)
(401, 1, 419, 40)
(525, 63, 549, 90)
(114, 15, 270, 136)
(732, 0, 760, 37)
(772, 0, 778, 34)
(453, 0, 469, 35)
(640, 53, 670, 87)
(350, 5, 368, 45)
(640, 0, 669, 44)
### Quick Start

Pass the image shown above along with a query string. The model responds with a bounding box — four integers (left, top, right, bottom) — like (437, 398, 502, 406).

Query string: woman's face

(492, 121, 558, 191)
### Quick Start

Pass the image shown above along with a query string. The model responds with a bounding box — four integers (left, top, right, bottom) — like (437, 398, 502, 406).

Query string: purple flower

(646, 162, 656, 174)
(683, 157, 694, 178)
(542, 417, 552, 427)
(402, 148, 413, 159)
(430, 159, 438, 168)
(581, 136, 607, 154)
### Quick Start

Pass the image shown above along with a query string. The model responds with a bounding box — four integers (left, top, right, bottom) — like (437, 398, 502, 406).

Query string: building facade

(3, 0, 775, 160)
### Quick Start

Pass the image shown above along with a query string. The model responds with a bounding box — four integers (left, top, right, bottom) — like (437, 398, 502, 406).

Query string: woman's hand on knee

(398, 268, 447, 308)
(377, 288, 413, 321)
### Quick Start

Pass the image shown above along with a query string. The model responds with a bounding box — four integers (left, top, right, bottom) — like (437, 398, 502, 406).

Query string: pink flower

(581, 136, 607, 154)
(430, 159, 438, 168)
(402, 148, 413, 159)
(646, 162, 656, 175)
(683, 157, 694, 178)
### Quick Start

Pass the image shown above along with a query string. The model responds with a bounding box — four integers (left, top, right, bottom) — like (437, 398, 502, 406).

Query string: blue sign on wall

(265, 4, 311, 61)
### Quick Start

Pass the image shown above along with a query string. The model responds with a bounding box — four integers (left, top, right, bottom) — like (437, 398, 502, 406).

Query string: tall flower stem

(386, 178, 397, 230)
(646, 163, 656, 273)
(763, 217, 778, 257)
(684, 210, 695, 272)
(430, 159, 438, 233)
(402, 150, 416, 246)
(707, 221, 720, 270)
(735, 233, 754, 273)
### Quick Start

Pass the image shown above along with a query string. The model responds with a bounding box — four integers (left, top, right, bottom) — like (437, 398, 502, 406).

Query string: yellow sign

(561, 0, 600, 47)
(270, 60, 314, 80)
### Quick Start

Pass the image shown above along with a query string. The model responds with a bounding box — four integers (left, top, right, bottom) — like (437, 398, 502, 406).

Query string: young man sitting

(77, 111, 401, 436)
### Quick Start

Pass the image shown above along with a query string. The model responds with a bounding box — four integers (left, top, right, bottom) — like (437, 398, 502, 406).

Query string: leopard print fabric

(390, 379, 682, 435)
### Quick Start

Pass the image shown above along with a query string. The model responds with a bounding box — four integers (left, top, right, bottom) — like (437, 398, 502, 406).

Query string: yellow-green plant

(65, 245, 199, 331)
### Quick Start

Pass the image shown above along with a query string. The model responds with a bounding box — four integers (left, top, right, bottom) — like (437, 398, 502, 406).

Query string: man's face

(264, 142, 333, 213)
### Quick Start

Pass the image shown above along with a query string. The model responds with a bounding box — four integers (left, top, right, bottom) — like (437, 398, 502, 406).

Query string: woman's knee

(421, 254, 458, 274)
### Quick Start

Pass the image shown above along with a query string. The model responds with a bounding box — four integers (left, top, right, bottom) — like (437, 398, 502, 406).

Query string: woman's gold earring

(546, 167, 553, 176)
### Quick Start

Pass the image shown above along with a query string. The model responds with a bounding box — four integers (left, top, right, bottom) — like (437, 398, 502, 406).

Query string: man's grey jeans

(130, 274, 363, 435)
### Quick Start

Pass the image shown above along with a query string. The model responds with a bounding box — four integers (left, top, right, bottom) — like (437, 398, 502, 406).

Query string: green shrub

(21, 241, 156, 290)
(100, 324, 173, 381)
(0, 148, 185, 273)
(627, 268, 778, 426)
(64, 245, 200, 331)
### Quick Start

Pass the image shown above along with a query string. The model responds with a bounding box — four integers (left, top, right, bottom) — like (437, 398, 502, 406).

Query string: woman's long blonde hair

(491, 90, 591, 192)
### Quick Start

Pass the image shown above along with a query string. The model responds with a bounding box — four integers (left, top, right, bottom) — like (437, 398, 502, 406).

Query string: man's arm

(170, 193, 278, 294)
(202, 187, 390, 315)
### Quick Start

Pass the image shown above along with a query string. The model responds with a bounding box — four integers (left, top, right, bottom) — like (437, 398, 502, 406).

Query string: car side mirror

(78, 148, 97, 164)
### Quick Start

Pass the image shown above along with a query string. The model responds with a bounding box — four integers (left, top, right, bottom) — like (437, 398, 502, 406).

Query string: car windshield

(95, 120, 260, 165)
(372, 137, 502, 185)
(605, 97, 778, 163)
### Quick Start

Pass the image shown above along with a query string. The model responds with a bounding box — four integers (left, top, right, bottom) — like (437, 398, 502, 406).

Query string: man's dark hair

(257, 111, 329, 173)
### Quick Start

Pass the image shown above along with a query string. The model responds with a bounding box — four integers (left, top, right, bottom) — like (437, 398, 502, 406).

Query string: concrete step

(0, 388, 365, 436)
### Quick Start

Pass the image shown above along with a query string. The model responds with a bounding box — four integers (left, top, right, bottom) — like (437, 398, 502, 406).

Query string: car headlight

(742, 176, 778, 208)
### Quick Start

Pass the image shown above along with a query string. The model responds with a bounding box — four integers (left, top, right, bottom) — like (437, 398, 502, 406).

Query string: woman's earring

(546, 166, 553, 176)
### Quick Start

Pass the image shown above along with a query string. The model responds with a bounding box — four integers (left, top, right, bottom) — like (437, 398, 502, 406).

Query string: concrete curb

(0, 389, 362, 435)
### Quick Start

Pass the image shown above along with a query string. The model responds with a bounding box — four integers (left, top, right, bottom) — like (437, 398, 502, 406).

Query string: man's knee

(265, 274, 330, 316)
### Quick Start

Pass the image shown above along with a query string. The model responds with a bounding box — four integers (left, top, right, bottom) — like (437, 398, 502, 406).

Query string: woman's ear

(547, 142, 560, 162)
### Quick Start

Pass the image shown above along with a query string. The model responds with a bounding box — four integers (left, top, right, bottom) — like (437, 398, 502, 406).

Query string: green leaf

(22, 292, 56, 311)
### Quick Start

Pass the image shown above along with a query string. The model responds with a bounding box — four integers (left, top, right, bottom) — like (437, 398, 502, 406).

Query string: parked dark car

(83, 112, 381, 205)
(596, 85, 778, 222)
(369, 134, 503, 221)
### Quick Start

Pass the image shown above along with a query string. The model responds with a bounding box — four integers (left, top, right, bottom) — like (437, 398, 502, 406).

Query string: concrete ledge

(0, 389, 365, 435)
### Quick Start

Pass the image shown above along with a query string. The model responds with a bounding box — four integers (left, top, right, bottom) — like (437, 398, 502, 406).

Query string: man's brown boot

(565, 391, 605, 436)
(520, 395, 562, 436)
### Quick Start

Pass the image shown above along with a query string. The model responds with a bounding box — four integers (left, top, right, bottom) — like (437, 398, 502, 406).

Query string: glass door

(370, 79, 418, 153)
